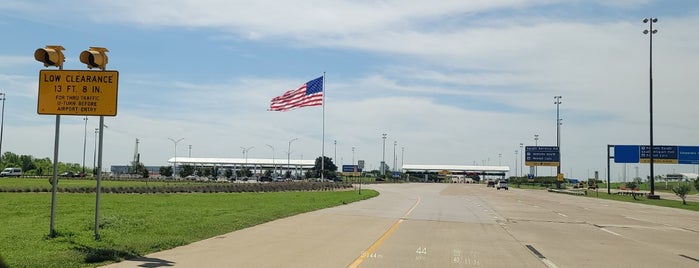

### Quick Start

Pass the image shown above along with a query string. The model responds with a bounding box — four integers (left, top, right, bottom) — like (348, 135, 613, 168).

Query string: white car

(496, 179, 508, 190)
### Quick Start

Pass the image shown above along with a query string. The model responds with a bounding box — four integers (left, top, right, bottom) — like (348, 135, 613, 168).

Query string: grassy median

(0, 190, 378, 268)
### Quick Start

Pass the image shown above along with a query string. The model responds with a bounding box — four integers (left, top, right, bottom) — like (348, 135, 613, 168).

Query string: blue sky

(1, 0, 699, 180)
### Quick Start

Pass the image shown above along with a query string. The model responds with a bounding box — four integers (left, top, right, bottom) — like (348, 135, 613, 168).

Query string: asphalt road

(105, 183, 699, 268)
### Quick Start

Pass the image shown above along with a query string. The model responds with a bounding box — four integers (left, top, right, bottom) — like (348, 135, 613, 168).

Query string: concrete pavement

(104, 183, 699, 267)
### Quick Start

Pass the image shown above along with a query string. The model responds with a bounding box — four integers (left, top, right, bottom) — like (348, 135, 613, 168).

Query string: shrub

(672, 184, 692, 205)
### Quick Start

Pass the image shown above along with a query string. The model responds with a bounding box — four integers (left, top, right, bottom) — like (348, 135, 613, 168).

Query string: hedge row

(0, 182, 352, 194)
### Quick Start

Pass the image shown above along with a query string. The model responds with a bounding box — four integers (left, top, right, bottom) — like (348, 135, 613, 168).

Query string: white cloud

(2, 0, 698, 180)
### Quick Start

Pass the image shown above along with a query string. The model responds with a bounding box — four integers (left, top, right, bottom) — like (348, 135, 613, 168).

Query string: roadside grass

(580, 191, 699, 211)
(0, 190, 378, 268)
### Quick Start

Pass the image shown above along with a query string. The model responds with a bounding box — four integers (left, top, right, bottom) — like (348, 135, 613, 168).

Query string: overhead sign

(37, 70, 119, 116)
(614, 145, 699, 164)
(342, 165, 361, 173)
(525, 146, 560, 166)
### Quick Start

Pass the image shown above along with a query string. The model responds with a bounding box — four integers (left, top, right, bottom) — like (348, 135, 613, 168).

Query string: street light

(266, 144, 276, 176)
(515, 150, 518, 177)
(287, 138, 298, 177)
(334, 140, 337, 164)
(643, 17, 659, 199)
(352, 146, 355, 165)
(554, 96, 562, 178)
(0, 93, 6, 156)
(401, 147, 404, 172)
(168, 138, 184, 178)
(393, 141, 397, 173)
(188, 145, 192, 158)
(381, 134, 387, 176)
(241, 146, 254, 165)
(534, 134, 539, 177)
(519, 143, 524, 177)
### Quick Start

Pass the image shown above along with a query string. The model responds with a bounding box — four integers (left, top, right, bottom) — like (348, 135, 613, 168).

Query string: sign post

(35, 45, 118, 240)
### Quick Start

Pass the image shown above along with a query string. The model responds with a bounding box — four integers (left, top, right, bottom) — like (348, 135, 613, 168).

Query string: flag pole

(321, 72, 326, 181)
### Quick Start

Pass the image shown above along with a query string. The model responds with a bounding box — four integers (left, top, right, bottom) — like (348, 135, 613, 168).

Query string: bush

(672, 184, 692, 205)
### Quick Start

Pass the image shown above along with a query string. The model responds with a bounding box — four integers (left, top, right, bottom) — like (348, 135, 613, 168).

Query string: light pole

(241, 146, 254, 165)
(401, 147, 404, 172)
(93, 128, 98, 175)
(0, 93, 4, 156)
(334, 140, 337, 164)
(534, 134, 539, 177)
(168, 138, 184, 178)
(352, 146, 355, 165)
(519, 143, 524, 177)
(381, 133, 387, 177)
(515, 150, 518, 177)
(266, 144, 275, 176)
(498, 153, 502, 166)
(554, 96, 562, 177)
(287, 138, 298, 177)
(393, 141, 397, 173)
(188, 145, 192, 157)
(643, 17, 659, 198)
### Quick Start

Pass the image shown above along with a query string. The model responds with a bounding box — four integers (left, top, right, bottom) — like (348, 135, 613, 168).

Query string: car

(58, 171, 75, 177)
(486, 180, 495, 187)
(0, 167, 22, 177)
(496, 179, 509, 190)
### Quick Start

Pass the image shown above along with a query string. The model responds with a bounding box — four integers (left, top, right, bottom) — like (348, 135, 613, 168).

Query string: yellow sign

(557, 173, 564, 181)
(525, 161, 560, 167)
(639, 159, 678, 164)
(37, 70, 119, 116)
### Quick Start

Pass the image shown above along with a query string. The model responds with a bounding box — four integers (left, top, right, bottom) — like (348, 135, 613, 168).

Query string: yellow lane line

(347, 196, 421, 268)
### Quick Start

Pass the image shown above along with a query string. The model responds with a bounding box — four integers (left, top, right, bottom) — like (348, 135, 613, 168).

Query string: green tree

(672, 184, 692, 205)
(160, 166, 173, 177)
(694, 178, 699, 192)
(129, 161, 146, 176)
(179, 165, 194, 178)
(625, 181, 638, 200)
(313, 156, 337, 180)
(224, 168, 233, 178)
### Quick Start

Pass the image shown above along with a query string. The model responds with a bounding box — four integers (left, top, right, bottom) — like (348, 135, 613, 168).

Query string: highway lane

(105, 183, 699, 268)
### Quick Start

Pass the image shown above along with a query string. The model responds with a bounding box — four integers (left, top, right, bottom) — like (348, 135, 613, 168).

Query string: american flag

(269, 76, 323, 111)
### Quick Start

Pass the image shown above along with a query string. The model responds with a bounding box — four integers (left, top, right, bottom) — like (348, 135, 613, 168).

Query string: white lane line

(556, 212, 568, 218)
(600, 228, 622, 237)
(624, 216, 643, 221)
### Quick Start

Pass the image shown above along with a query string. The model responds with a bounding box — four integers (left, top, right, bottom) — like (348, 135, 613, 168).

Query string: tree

(129, 161, 146, 176)
(160, 166, 173, 177)
(625, 181, 638, 200)
(179, 165, 194, 178)
(694, 178, 699, 192)
(672, 184, 692, 205)
(313, 156, 337, 180)
(224, 168, 233, 178)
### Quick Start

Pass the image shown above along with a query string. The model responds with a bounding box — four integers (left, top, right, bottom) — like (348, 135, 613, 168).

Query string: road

(105, 183, 699, 268)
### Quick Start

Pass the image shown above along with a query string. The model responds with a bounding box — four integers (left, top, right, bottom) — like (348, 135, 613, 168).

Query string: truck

(587, 179, 598, 189)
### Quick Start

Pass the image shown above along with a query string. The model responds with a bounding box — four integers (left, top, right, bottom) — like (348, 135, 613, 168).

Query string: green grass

(580, 191, 699, 211)
(0, 190, 378, 268)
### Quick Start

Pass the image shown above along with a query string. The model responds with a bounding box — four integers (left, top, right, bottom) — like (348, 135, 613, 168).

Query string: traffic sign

(613, 145, 699, 164)
(525, 146, 560, 166)
(37, 70, 119, 116)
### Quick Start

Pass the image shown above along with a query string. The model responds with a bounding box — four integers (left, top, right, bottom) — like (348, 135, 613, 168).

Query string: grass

(580, 191, 699, 211)
(0, 190, 378, 268)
